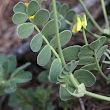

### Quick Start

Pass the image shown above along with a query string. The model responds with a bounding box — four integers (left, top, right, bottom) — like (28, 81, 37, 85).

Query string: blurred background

(0, 0, 110, 110)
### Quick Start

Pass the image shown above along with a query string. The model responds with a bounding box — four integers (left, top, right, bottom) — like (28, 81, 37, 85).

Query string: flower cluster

(72, 13, 87, 33)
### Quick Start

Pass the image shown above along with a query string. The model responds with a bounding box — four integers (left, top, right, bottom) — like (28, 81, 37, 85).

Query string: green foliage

(13, 13, 28, 24)
(65, 10, 76, 21)
(81, 63, 97, 71)
(78, 57, 94, 65)
(26, 0, 39, 16)
(0, 55, 32, 94)
(13, 2, 26, 14)
(18, 23, 34, 38)
(59, 3, 69, 15)
(49, 59, 63, 83)
(30, 33, 43, 52)
(33, 9, 50, 26)
(37, 45, 51, 66)
(60, 82, 75, 101)
(62, 45, 81, 61)
(8, 89, 34, 110)
(50, 30, 72, 47)
(41, 19, 61, 37)
(38, 70, 49, 83)
(74, 69, 96, 87)
(89, 39, 100, 50)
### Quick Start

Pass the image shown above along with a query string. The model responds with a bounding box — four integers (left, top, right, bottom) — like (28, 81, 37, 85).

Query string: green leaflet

(37, 45, 51, 66)
(30, 33, 43, 52)
(50, 30, 72, 47)
(65, 10, 76, 21)
(26, 0, 39, 16)
(74, 69, 96, 87)
(33, 9, 50, 26)
(49, 59, 62, 83)
(62, 45, 81, 61)
(13, 13, 28, 24)
(59, 3, 69, 15)
(13, 2, 26, 14)
(41, 19, 61, 37)
(18, 23, 34, 38)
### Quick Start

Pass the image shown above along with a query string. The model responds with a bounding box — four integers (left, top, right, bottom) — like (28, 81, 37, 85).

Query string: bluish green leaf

(97, 45, 108, 61)
(86, 18, 94, 30)
(11, 63, 31, 78)
(50, 30, 72, 47)
(37, 45, 51, 66)
(60, 17, 66, 29)
(78, 44, 93, 58)
(33, 9, 50, 26)
(13, 2, 26, 13)
(62, 45, 81, 61)
(96, 36, 106, 51)
(59, 3, 69, 15)
(0, 55, 7, 65)
(27, 0, 39, 16)
(12, 71, 32, 83)
(7, 55, 17, 73)
(74, 69, 96, 87)
(65, 10, 76, 21)
(60, 82, 74, 101)
(4, 80, 17, 93)
(78, 57, 94, 65)
(38, 70, 49, 83)
(49, 59, 62, 83)
(81, 63, 96, 71)
(18, 23, 34, 38)
(65, 60, 78, 72)
(41, 19, 61, 37)
(89, 39, 100, 50)
(13, 13, 28, 24)
(30, 33, 43, 52)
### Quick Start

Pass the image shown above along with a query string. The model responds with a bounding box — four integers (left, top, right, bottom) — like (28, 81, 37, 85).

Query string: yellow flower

(25, 3, 28, 7)
(72, 21, 82, 33)
(72, 14, 82, 33)
(24, 3, 34, 19)
(72, 13, 87, 33)
(29, 15, 34, 19)
(80, 13, 87, 29)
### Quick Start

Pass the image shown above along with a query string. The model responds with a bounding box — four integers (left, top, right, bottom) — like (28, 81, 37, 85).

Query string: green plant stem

(94, 50, 108, 80)
(86, 91, 110, 101)
(16, 89, 34, 107)
(34, 25, 61, 61)
(68, 73, 79, 88)
(79, 0, 103, 33)
(52, 0, 66, 66)
(101, 0, 110, 29)
(82, 27, 88, 44)
(85, 29, 100, 38)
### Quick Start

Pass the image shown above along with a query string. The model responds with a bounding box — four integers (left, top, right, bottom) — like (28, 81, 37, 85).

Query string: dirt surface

(0, 0, 110, 110)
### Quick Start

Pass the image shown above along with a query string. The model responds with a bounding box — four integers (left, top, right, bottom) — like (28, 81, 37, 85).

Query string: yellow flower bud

(80, 13, 87, 29)
(25, 3, 29, 7)
(30, 15, 34, 19)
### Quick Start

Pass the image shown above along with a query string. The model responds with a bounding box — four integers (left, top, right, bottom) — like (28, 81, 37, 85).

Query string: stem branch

(34, 25, 61, 61)
(101, 0, 109, 29)
(94, 50, 108, 80)
(52, 0, 66, 66)
(86, 91, 110, 101)
(82, 27, 88, 44)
